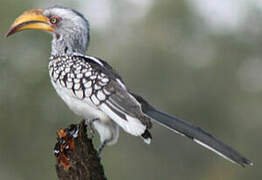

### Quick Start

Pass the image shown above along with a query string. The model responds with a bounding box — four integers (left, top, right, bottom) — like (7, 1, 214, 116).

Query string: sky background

(0, 0, 261, 179)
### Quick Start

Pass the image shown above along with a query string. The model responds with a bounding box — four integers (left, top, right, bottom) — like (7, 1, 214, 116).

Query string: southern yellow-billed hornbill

(7, 5, 253, 167)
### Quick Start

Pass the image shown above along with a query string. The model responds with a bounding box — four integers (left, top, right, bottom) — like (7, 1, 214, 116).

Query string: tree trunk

(54, 121, 107, 180)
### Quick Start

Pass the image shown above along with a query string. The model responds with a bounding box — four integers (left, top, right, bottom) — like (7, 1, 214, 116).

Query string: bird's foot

(84, 118, 98, 138)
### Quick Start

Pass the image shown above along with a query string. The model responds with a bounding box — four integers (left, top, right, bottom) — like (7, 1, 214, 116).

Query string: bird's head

(7, 5, 90, 55)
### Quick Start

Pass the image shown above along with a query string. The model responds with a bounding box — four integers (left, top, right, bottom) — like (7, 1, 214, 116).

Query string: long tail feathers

(133, 94, 253, 167)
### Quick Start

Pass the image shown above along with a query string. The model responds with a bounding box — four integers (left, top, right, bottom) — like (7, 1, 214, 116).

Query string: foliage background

(0, 0, 260, 179)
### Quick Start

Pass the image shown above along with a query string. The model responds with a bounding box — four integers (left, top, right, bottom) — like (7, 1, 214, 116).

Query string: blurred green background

(0, 0, 261, 179)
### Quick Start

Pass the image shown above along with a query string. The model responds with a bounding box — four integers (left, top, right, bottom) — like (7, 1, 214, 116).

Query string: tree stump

(54, 121, 107, 180)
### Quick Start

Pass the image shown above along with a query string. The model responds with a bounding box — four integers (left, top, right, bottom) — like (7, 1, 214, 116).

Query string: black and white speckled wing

(49, 54, 152, 137)
(100, 79, 152, 136)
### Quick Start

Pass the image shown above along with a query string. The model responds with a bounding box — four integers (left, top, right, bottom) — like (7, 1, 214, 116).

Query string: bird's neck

(51, 34, 87, 56)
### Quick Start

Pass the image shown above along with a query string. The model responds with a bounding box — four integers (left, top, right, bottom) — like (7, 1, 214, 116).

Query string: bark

(54, 121, 107, 180)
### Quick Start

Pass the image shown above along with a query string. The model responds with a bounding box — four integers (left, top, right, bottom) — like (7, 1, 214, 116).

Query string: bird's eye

(50, 17, 58, 24)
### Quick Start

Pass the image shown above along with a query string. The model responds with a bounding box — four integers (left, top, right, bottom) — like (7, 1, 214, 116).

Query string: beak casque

(6, 9, 54, 37)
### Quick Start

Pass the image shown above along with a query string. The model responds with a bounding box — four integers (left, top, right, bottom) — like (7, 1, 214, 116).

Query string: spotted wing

(79, 55, 152, 136)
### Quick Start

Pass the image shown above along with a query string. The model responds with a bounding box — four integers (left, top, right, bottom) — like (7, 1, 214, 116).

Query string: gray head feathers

(44, 5, 90, 55)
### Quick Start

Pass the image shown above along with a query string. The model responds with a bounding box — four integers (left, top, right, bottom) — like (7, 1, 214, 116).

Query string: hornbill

(6, 5, 253, 167)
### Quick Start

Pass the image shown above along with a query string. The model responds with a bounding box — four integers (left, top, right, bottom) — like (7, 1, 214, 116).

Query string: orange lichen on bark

(57, 153, 71, 171)
(55, 125, 78, 171)
(57, 129, 67, 138)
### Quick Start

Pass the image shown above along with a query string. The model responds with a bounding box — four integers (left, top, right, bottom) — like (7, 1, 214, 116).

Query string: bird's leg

(84, 118, 99, 138)
(84, 118, 108, 155)
(97, 139, 109, 154)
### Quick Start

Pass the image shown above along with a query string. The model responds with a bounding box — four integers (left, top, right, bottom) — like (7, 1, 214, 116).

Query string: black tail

(133, 93, 253, 167)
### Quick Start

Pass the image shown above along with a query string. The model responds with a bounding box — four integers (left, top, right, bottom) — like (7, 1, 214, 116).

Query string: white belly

(51, 80, 109, 121)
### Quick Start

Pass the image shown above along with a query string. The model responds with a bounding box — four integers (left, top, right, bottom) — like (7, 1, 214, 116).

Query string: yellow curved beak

(6, 9, 54, 37)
